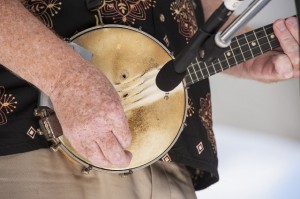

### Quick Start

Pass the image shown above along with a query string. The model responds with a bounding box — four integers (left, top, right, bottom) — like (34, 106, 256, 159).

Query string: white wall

(197, 125, 300, 199)
(211, 0, 300, 140)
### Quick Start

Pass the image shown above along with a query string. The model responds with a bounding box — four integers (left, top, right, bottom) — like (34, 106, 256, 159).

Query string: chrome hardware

(50, 143, 61, 152)
(36, 129, 44, 136)
(82, 166, 93, 175)
(119, 170, 133, 177)
(34, 107, 63, 140)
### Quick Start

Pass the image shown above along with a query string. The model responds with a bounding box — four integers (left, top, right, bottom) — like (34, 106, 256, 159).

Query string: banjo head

(59, 25, 187, 173)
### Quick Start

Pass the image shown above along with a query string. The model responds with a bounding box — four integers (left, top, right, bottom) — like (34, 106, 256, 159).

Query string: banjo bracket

(34, 107, 63, 144)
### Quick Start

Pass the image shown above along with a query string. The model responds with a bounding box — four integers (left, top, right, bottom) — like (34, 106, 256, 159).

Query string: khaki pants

(0, 149, 197, 199)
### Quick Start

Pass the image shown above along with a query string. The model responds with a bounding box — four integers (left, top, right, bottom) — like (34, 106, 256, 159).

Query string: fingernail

(275, 21, 286, 32)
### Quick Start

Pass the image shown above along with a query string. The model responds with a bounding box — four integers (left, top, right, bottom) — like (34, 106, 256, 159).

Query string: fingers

(96, 131, 132, 167)
(273, 17, 299, 73)
(80, 131, 132, 168)
(273, 17, 299, 68)
(62, 95, 132, 168)
(102, 102, 132, 149)
(286, 17, 299, 43)
(112, 113, 132, 149)
(83, 141, 111, 167)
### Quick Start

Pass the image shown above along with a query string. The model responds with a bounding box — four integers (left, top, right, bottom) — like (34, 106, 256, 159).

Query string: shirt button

(160, 14, 165, 22)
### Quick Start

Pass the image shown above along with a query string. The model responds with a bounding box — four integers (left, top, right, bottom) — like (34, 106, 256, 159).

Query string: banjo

(35, 21, 280, 174)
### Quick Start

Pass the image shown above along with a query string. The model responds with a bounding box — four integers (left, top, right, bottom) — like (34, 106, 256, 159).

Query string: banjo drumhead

(59, 26, 186, 172)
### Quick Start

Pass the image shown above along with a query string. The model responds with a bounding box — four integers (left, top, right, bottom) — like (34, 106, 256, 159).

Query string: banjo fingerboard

(184, 23, 280, 86)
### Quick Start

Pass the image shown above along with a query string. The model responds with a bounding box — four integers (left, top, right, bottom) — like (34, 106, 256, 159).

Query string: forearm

(0, 0, 91, 96)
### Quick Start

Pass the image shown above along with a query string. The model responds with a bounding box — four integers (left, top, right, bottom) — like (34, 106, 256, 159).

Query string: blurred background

(196, 0, 300, 198)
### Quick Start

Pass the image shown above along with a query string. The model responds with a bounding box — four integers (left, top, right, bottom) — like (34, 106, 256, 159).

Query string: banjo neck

(184, 22, 279, 86)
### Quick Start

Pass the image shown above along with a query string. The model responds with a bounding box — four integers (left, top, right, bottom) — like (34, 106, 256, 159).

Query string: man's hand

(225, 17, 299, 82)
(50, 62, 132, 168)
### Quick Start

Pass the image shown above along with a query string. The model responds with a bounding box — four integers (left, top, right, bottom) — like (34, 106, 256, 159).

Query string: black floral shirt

(0, 0, 218, 190)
